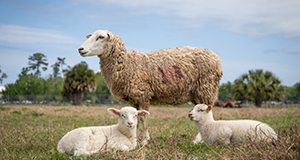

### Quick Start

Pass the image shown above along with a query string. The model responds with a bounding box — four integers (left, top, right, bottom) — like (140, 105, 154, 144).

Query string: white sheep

(57, 107, 150, 156)
(188, 104, 277, 145)
(78, 30, 223, 144)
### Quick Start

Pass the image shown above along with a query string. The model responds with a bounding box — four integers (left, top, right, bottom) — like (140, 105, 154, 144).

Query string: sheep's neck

(98, 37, 127, 87)
(196, 113, 215, 133)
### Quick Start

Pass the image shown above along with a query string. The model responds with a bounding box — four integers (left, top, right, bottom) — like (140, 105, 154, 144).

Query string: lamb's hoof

(141, 139, 148, 146)
(192, 139, 203, 144)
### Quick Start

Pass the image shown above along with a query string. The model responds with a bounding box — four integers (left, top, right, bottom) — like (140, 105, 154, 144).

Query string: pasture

(0, 104, 299, 159)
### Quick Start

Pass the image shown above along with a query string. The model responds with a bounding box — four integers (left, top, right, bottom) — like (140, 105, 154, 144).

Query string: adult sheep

(78, 30, 223, 144)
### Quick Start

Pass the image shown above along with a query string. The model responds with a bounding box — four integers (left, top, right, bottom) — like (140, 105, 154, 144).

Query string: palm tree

(51, 62, 60, 81)
(232, 69, 281, 107)
(28, 53, 48, 76)
(63, 62, 97, 105)
(57, 57, 67, 78)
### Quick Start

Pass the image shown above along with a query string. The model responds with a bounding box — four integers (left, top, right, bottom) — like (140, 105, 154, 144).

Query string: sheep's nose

(188, 113, 192, 118)
(78, 47, 84, 53)
(128, 122, 133, 126)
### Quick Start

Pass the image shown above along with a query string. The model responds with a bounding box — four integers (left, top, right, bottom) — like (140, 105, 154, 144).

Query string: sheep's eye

(198, 109, 204, 112)
(96, 35, 105, 41)
(121, 114, 125, 118)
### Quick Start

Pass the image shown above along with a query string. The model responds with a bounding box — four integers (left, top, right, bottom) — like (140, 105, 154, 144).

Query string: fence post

(98, 94, 101, 106)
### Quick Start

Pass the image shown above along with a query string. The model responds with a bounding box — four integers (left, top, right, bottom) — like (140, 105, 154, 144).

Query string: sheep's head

(78, 30, 114, 57)
(107, 107, 150, 129)
(188, 104, 212, 122)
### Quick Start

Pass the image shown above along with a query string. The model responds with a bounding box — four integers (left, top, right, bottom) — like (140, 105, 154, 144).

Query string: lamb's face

(78, 30, 114, 57)
(188, 104, 212, 122)
(119, 107, 139, 128)
(107, 107, 150, 129)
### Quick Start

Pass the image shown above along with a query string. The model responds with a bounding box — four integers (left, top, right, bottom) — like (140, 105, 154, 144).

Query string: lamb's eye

(198, 109, 204, 112)
(96, 35, 105, 41)
(122, 114, 125, 118)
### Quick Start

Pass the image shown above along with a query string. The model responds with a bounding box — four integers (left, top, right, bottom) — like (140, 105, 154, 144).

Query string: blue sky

(0, 0, 299, 87)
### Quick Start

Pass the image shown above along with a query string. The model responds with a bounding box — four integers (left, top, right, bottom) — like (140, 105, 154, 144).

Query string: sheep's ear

(138, 110, 150, 116)
(107, 33, 114, 41)
(207, 105, 212, 112)
(107, 108, 120, 116)
(86, 34, 92, 39)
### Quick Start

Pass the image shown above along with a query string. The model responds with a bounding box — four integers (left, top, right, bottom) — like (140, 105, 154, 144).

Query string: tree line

(0, 53, 110, 105)
(1, 52, 299, 107)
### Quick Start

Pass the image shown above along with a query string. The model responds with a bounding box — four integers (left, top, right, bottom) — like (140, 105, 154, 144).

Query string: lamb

(78, 30, 223, 144)
(57, 107, 150, 156)
(188, 104, 277, 145)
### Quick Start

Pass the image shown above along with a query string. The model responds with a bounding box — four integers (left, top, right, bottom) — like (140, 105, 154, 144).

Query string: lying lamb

(57, 107, 150, 156)
(188, 104, 277, 145)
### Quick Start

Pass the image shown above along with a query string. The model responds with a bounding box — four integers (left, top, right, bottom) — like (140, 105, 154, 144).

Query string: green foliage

(95, 72, 110, 94)
(218, 81, 234, 101)
(3, 68, 51, 97)
(295, 80, 300, 92)
(51, 62, 60, 80)
(0, 64, 8, 84)
(28, 53, 48, 76)
(64, 62, 97, 105)
(232, 69, 282, 107)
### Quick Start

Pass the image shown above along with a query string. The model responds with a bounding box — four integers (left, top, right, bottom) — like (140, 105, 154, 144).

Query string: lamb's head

(107, 107, 150, 129)
(78, 30, 114, 57)
(188, 104, 212, 122)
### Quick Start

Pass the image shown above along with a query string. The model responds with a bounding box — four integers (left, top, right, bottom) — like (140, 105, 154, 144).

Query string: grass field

(0, 104, 299, 159)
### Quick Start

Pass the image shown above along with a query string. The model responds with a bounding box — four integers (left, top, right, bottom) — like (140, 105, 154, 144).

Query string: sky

(0, 0, 300, 88)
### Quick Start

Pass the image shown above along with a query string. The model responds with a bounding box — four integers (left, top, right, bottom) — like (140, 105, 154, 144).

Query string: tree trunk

(73, 91, 84, 106)
(255, 92, 263, 107)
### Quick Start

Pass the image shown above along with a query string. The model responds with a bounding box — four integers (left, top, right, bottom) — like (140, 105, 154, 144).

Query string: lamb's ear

(138, 110, 150, 116)
(86, 34, 92, 39)
(107, 108, 120, 116)
(207, 105, 212, 112)
(107, 32, 114, 41)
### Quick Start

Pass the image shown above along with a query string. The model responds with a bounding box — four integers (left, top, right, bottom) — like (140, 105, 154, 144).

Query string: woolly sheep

(188, 104, 277, 145)
(78, 30, 223, 144)
(57, 107, 150, 156)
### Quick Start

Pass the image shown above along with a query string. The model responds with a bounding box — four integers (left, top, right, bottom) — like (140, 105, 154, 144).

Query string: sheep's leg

(135, 102, 150, 145)
(140, 115, 150, 145)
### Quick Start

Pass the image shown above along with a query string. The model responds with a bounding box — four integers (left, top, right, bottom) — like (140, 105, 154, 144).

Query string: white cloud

(81, 0, 300, 38)
(0, 24, 79, 44)
(273, 44, 300, 54)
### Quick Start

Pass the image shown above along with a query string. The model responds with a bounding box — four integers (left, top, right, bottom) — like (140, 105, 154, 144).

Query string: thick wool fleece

(99, 32, 223, 110)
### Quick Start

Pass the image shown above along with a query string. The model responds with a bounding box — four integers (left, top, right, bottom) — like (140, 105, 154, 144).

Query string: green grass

(0, 105, 299, 159)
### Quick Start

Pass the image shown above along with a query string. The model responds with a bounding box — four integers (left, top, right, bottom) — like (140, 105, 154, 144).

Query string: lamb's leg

(192, 132, 203, 144)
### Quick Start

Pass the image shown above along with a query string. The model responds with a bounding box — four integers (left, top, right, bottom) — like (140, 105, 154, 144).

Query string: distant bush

(12, 111, 21, 115)
(0, 106, 10, 111)
(31, 111, 44, 117)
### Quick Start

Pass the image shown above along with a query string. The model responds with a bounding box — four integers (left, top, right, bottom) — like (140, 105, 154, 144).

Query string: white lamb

(57, 107, 150, 156)
(188, 104, 277, 145)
